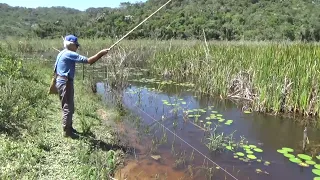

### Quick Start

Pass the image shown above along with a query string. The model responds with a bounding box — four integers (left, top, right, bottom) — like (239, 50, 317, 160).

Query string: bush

(0, 46, 50, 136)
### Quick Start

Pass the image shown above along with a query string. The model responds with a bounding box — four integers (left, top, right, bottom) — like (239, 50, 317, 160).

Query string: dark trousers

(56, 81, 74, 129)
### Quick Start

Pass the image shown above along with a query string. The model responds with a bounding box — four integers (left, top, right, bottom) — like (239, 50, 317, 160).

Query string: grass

(0, 46, 127, 179)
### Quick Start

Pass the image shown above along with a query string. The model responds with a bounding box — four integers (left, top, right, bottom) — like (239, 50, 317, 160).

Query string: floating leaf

(313, 169, 320, 176)
(314, 177, 320, 180)
(226, 120, 233, 123)
(237, 152, 245, 157)
(243, 145, 250, 149)
(211, 111, 218, 113)
(297, 154, 312, 161)
(188, 115, 195, 118)
(282, 147, 294, 153)
(234, 156, 239, 159)
(226, 146, 233, 151)
(306, 160, 316, 165)
(315, 164, 320, 170)
(216, 114, 223, 117)
(181, 102, 187, 105)
(253, 148, 263, 153)
(277, 149, 287, 154)
(264, 161, 270, 166)
(247, 155, 257, 160)
(249, 145, 257, 149)
(299, 162, 309, 167)
(257, 159, 262, 162)
(317, 156, 320, 160)
(284, 153, 295, 158)
(218, 119, 225, 122)
(206, 122, 212, 125)
(289, 158, 302, 164)
(255, 169, 262, 173)
(246, 150, 253, 154)
(244, 111, 251, 114)
(205, 117, 211, 120)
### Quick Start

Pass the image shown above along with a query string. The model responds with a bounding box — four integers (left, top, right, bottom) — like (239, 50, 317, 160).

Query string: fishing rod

(108, 0, 172, 50)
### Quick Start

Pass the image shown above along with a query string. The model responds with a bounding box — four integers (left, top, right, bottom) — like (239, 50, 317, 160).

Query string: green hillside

(1, 0, 320, 41)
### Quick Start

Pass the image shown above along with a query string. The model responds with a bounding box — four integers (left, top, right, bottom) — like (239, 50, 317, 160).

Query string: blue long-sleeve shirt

(54, 49, 88, 84)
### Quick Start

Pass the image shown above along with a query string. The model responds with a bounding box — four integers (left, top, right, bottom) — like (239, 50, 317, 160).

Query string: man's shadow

(70, 130, 137, 154)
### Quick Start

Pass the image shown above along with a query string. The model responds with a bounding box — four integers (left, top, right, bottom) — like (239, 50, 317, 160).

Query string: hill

(0, 0, 320, 41)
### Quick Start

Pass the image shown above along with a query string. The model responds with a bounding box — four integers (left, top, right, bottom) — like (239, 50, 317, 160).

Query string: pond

(95, 75, 320, 180)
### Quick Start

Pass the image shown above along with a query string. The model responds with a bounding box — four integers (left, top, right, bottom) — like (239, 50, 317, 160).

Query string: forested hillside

(1, 0, 320, 41)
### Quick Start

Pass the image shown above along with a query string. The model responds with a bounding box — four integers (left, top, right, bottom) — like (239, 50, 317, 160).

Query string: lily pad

(289, 158, 302, 164)
(246, 150, 254, 154)
(257, 159, 262, 162)
(264, 161, 270, 166)
(282, 147, 294, 153)
(244, 111, 251, 114)
(247, 155, 257, 160)
(313, 169, 320, 176)
(226, 146, 233, 151)
(284, 153, 295, 158)
(249, 145, 257, 149)
(243, 145, 250, 149)
(206, 122, 212, 125)
(237, 152, 245, 157)
(234, 155, 239, 159)
(297, 154, 312, 161)
(216, 114, 223, 117)
(211, 111, 218, 113)
(253, 148, 263, 153)
(218, 119, 225, 122)
(255, 169, 262, 173)
(299, 162, 309, 167)
(315, 164, 320, 170)
(277, 149, 287, 154)
(306, 160, 316, 165)
(317, 156, 320, 160)
(314, 177, 320, 180)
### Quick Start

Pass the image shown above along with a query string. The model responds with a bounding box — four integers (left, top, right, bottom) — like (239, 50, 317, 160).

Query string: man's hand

(99, 48, 110, 56)
(88, 48, 111, 65)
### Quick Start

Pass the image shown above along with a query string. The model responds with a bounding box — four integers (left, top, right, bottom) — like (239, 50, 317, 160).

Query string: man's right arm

(87, 49, 110, 65)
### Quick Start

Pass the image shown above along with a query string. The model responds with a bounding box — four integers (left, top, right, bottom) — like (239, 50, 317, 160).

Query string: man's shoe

(70, 127, 79, 133)
(63, 128, 73, 137)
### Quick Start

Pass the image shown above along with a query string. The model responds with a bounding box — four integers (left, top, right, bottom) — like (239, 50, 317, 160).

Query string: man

(54, 34, 110, 137)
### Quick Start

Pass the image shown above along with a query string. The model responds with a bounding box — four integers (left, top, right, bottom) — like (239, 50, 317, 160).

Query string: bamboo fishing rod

(108, 0, 172, 50)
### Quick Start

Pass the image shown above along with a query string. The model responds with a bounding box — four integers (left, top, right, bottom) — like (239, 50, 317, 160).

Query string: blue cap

(64, 35, 80, 46)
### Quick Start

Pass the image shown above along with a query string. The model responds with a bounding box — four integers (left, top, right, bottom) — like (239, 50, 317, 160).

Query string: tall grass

(148, 42, 320, 119)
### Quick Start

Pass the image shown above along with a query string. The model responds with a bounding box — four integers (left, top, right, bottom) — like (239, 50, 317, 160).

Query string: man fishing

(54, 34, 110, 137)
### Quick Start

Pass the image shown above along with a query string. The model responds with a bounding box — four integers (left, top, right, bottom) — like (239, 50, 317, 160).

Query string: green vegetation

(0, 46, 125, 179)
(1, 0, 320, 41)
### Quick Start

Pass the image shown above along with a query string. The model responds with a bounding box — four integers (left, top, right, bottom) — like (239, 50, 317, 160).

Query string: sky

(0, 0, 147, 11)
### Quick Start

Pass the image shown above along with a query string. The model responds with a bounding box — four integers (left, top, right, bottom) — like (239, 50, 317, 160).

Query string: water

(96, 77, 320, 180)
